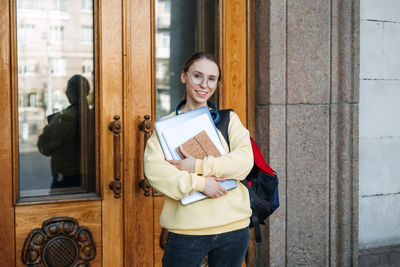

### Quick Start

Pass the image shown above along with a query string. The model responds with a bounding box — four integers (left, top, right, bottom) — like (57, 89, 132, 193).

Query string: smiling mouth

(195, 90, 208, 96)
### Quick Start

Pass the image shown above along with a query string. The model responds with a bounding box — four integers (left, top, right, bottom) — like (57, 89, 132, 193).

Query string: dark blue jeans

(162, 227, 249, 267)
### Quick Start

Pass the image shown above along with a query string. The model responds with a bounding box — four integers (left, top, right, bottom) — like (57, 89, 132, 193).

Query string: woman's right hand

(202, 177, 228, 198)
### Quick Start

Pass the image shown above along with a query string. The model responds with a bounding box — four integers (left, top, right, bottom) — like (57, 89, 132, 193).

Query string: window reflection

(17, 0, 95, 198)
(155, 0, 219, 120)
(37, 75, 94, 190)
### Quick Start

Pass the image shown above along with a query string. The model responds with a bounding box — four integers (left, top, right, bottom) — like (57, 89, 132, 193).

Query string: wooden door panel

(0, 0, 14, 265)
(154, 197, 165, 267)
(15, 201, 102, 267)
(8, 0, 124, 265)
(100, 0, 124, 265)
(123, 0, 154, 266)
(221, 0, 248, 125)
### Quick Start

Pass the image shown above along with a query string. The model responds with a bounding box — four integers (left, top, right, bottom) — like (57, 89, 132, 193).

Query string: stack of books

(154, 107, 237, 205)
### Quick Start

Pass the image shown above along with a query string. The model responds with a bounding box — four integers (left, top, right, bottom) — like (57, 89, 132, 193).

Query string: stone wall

(255, 0, 359, 265)
(359, 0, 400, 250)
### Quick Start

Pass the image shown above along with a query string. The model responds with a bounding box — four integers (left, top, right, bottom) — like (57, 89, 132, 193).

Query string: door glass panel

(17, 0, 96, 198)
(155, 0, 219, 120)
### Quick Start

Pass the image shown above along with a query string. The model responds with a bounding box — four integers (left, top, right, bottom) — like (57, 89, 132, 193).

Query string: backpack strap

(252, 215, 262, 243)
(215, 109, 232, 150)
(216, 108, 265, 243)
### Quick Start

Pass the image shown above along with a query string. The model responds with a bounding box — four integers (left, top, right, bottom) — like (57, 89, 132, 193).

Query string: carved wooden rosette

(22, 217, 96, 267)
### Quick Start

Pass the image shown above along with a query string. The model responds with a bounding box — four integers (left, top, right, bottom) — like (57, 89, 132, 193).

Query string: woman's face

(181, 58, 219, 108)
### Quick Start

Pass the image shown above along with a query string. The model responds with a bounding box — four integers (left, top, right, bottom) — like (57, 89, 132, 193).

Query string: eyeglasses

(185, 71, 219, 89)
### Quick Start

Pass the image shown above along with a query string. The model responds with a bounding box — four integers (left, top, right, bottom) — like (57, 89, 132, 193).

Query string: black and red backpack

(216, 109, 279, 243)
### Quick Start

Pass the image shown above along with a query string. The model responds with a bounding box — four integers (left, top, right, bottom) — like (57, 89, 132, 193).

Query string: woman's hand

(167, 146, 196, 173)
(202, 176, 228, 198)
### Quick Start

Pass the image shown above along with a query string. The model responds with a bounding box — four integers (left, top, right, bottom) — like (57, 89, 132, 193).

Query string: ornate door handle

(108, 115, 122, 198)
(138, 115, 152, 196)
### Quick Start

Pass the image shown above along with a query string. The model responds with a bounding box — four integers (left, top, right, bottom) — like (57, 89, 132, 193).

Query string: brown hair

(182, 51, 221, 82)
(182, 52, 221, 99)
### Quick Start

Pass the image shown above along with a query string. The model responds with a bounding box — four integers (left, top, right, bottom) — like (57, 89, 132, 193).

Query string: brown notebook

(177, 130, 221, 159)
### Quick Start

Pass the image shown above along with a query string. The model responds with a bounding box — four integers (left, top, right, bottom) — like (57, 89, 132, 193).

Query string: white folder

(154, 107, 218, 160)
(154, 107, 237, 205)
(162, 113, 226, 160)
(180, 179, 238, 205)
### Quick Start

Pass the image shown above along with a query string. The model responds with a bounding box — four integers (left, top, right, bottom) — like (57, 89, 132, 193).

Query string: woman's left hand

(167, 146, 196, 173)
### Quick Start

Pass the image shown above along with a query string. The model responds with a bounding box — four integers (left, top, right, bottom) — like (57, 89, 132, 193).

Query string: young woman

(144, 52, 253, 267)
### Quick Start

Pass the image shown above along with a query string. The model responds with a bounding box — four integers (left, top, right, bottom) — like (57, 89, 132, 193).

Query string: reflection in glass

(17, 0, 95, 198)
(155, 0, 219, 120)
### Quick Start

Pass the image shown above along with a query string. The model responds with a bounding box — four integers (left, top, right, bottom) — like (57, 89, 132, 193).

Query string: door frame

(0, 0, 15, 264)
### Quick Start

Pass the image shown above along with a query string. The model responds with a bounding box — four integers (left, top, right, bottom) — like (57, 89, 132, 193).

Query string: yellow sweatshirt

(144, 110, 253, 235)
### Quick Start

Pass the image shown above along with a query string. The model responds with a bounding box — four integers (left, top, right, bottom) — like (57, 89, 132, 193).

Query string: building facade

(255, 0, 359, 265)
(358, 0, 400, 265)
(2, 0, 400, 266)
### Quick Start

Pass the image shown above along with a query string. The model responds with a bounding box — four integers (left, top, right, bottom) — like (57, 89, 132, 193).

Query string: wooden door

(0, 0, 251, 266)
(0, 0, 130, 266)
(148, 0, 252, 266)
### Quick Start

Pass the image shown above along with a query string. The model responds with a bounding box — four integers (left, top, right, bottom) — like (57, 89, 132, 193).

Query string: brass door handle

(138, 115, 152, 196)
(108, 115, 122, 198)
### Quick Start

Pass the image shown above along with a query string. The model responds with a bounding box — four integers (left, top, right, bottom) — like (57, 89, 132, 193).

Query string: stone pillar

(255, 0, 359, 266)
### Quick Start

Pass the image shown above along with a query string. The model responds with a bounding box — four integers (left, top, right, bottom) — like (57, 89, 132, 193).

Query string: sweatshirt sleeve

(144, 132, 205, 200)
(194, 112, 253, 180)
